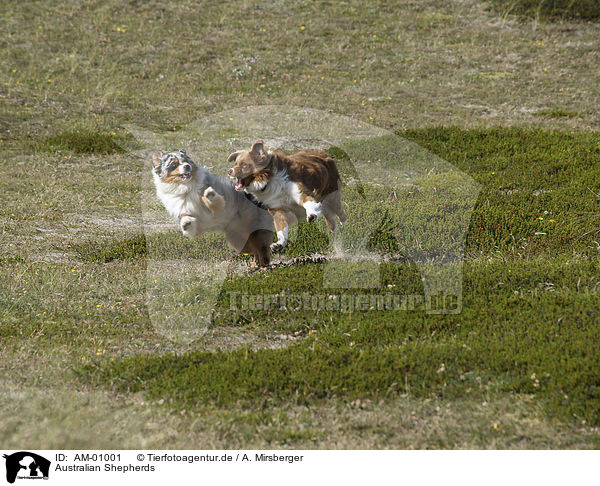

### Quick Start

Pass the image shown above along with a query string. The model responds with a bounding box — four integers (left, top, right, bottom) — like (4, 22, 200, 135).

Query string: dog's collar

(246, 180, 269, 194)
(244, 192, 268, 210)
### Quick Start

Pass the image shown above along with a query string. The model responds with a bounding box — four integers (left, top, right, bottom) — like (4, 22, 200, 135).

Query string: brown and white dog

(152, 150, 274, 266)
(227, 141, 347, 252)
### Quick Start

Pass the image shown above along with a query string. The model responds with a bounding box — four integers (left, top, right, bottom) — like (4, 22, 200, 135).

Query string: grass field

(1, 0, 600, 449)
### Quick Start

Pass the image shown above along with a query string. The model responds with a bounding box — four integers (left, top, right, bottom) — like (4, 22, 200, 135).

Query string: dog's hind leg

(337, 205, 347, 226)
(257, 237, 272, 267)
(322, 204, 338, 232)
(242, 229, 272, 267)
(334, 192, 347, 225)
(323, 190, 346, 228)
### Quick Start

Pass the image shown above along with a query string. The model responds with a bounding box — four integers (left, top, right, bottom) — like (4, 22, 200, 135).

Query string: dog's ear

(152, 151, 164, 168)
(251, 141, 269, 167)
(250, 140, 265, 156)
(227, 151, 242, 163)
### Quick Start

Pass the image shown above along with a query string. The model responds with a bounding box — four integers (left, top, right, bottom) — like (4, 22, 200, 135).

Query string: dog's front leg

(269, 208, 297, 253)
(180, 215, 202, 238)
(202, 186, 226, 215)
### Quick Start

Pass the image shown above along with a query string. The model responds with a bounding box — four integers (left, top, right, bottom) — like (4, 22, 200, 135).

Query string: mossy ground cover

(31, 128, 131, 155)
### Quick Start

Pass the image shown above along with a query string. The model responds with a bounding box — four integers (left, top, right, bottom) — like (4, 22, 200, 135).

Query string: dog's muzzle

(180, 164, 192, 181)
(227, 168, 245, 191)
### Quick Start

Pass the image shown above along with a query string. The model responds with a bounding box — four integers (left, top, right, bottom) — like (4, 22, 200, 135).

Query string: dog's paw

(303, 201, 322, 223)
(270, 242, 285, 253)
(203, 187, 218, 201)
(180, 216, 197, 237)
(202, 187, 225, 215)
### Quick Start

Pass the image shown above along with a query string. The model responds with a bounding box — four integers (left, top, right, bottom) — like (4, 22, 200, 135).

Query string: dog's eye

(168, 162, 178, 170)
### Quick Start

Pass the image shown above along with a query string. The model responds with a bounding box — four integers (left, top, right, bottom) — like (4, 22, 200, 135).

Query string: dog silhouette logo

(3, 452, 50, 483)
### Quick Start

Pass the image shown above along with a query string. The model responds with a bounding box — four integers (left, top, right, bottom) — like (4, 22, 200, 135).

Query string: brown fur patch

(228, 145, 342, 202)
(298, 190, 317, 206)
(274, 150, 341, 199)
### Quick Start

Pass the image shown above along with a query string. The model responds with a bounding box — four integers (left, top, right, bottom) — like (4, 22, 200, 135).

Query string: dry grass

(1, 0, 600, 143)
(2, 379, 597, 449)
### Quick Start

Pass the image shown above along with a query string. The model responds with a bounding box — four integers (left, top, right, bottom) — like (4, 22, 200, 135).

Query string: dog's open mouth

(179, 173, 192, 181)
(234, 178, 245, 191)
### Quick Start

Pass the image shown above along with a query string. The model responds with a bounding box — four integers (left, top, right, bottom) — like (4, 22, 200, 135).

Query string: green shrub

(33, 129, 129, 154)
(488, 0, 600, 21)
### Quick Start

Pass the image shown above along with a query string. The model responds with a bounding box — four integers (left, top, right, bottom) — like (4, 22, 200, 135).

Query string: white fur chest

(159, 190, 192, 213)
(154, 178, 210, 222)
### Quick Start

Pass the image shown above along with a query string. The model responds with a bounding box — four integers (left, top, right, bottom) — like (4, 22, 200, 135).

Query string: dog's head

(227, 141, 270, 191)
(152, 149, 197, 185)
